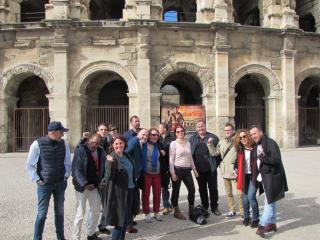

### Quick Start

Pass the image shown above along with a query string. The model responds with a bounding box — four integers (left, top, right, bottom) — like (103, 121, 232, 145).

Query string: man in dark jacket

(72, 133, 106, 240)
(158, 123, 175, 215)
(26, 121, 71, 240)
(249, 125, 288, 238)
(189, 120, 221, 216)
(124, 115, 141, 142)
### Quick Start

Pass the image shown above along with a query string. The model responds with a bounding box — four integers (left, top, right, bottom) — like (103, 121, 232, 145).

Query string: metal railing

(21, 12, 46, 22)
(12, 107, 50, 152)
(235, 105, 265, 130)
(299, 107, 320, 145)
(85, 105, 129, 135)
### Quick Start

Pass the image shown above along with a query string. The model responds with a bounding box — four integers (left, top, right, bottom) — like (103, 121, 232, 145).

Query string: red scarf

(237, 151, 244, 191)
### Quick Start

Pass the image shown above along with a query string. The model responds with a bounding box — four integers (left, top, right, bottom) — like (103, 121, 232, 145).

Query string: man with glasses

(189, 120, 221, 216)
(208, 123, 244, 218)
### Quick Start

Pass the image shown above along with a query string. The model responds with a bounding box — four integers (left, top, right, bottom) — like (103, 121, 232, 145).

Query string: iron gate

(85, 105, 129, 134)
(235, 105, 265, 130)
(299, 107, 320, 145)
(12, 107, 50, 152)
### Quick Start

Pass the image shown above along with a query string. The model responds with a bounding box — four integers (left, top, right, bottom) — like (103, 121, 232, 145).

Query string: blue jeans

(112, 188, 133, 240)
(260, 193, 277, 226)
(34, 180, 67, 240)
(243, 174, 259, 221)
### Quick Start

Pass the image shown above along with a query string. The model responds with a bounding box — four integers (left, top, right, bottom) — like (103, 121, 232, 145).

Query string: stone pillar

(0, 95, 18, 152)
(123, 0, 162, 21)
(197, 0, 233, 23)
(49, 30, 70, 141)
(45, 0, 70, 20)
(264, 94, 282, 144)
(0, 0, 21, 23)
(213, 31, 231, 137)
(281, 45, 298, 148)
(202, 93, 217, 134)
(136, 28, 151, 128)
(281, 0, 298, 29)
(70, 0, 89, 20)
(68, 94, 87, 150)
(151, 93, 161, 127)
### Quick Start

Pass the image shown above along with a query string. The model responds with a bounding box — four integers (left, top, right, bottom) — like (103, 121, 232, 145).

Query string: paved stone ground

(1, 147, 320, 240)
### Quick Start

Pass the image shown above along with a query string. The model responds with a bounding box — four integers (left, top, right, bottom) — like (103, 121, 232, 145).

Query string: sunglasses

(176, 130, 184, 133)
(240, 135, 247, 140)
(151, 133, 159, 137)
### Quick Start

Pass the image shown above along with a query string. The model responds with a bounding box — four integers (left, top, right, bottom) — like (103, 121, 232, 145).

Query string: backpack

(189, 205, 210, 225)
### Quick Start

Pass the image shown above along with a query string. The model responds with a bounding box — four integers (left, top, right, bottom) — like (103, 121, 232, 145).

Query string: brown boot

(188, 205, 194, 218)
(174, 207, 186, 220)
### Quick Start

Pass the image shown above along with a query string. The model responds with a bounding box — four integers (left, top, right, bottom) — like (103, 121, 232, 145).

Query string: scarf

(141, 141, 159, 173)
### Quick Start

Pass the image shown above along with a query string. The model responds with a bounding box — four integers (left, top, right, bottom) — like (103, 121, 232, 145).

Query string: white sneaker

(145, 214, 153, 223)
(154, 213, 162, 222)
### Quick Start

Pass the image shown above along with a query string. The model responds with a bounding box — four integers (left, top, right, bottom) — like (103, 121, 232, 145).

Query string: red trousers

(142, 173, 161, 214)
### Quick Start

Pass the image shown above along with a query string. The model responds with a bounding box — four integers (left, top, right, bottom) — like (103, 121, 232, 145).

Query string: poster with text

(161, 105, 206, 138)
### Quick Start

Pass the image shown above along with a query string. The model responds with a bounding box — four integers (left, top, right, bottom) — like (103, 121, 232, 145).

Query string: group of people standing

(26, 115, 288, 240)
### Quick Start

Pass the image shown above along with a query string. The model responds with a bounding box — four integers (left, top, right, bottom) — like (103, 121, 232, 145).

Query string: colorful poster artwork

(161, 105, 206, 138)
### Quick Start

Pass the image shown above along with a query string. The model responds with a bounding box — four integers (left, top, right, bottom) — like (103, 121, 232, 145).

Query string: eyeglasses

(110, 128, 117, 131)
(240, 135, 247, 140)
(176, 130, 184, 133)
(151, 133, 159, 137)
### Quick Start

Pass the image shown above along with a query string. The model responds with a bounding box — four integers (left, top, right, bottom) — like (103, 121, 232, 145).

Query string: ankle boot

(174, 207, 186, 220)
(189, 205, 194, 217)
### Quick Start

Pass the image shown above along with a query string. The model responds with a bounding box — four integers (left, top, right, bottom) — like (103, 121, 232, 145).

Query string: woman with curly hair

(234, 129, 259, 228)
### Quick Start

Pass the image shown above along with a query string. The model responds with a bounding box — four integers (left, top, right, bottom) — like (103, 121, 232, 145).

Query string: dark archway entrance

(233, 0, 260, 26)
(163, 0, 197, 22)
(20, 0, 48, 22)
(89, 0, 125, 20)
(12, 76, 49, 151)
(85, 72, 129, 134)
(298, 77, 320, 145)
(235, 75, 266, 130)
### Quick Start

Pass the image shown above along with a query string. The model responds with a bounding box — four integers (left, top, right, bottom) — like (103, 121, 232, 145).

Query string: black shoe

(251, 220, 259, 228)
(211, 208, 221, 216)
(99, 227, 111, 234)
(243, 218, 250, 226)
(87, 234, 102, 240)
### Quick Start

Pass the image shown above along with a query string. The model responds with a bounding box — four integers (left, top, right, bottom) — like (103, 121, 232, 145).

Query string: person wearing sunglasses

(234, 129, 259, 228)
(141, 128, 165, 222)
(169, 125, 198, 220)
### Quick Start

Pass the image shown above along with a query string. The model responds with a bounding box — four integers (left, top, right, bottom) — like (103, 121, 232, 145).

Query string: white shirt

(256, 144, 263, 182)
(26, 140, 72, 182)
(244, 149, 251, 174)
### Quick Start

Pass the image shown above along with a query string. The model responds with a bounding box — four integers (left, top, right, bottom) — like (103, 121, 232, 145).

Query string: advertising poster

(161, 105, 206, 138)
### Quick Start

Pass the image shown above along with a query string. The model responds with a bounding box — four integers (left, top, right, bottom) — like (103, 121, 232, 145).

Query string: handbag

(137, 174, 145, 190)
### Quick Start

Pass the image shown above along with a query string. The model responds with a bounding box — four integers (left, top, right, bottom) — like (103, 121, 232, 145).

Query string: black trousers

(196, 170, 218, 210)
(171, 167, 195, 208)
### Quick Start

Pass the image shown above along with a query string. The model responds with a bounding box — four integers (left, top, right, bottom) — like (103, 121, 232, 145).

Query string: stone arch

(69, 60, 138, 96)
(0, 64, 53, 97)
(296, 67, 320, 95)
(230, 64, 282, 96)
(153, 61, 213, 95)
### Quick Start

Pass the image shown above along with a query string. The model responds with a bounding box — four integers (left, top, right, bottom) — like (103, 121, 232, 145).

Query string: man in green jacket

(208, 123, 243, 218)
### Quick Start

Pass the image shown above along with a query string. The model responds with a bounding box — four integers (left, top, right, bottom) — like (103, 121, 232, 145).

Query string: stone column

(136, 28, 151, 128)
(0, 0, 21, 23)
(213, 31, 231, 137)
(202, 93, 216, 134)
(264, 94, 282, 144)
(281, 0, 298, 29)
(151, 92, 162, 127)
(70, 0, 89, 20)
(49, 30, 70, 141)
(123, 0, 162, 21)
(196, 0, 214, 23)
(281, 46, 298, 148)
(45, 0, 70, 20)
(197, 0, 233, 23)
(0, 95, 18, 152)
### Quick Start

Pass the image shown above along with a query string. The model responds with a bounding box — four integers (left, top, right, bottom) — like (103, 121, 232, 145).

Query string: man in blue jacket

(189, 120, 221, 216)
(72, 133, 106, 240)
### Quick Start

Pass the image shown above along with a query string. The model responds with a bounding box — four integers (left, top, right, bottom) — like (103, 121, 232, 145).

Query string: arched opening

(84, 71, 129, 134)
(12, 75, 49, 151)
(20, 0, 48, 22)
(163, 0, 197, 22)
(235, 75, 266, 130)
(89, 0, 125, 20)
(233, 0, 260, 26)
(160, 72, 203, 133)
(299, 14, 316, 32)
(298, 77, 320, 145)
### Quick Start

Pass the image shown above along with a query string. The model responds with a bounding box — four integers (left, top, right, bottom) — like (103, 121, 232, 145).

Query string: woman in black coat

(103, 136, 137, 240)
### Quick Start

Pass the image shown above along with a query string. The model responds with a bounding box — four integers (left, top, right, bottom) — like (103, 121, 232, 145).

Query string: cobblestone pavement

(1, 147, 320, 240)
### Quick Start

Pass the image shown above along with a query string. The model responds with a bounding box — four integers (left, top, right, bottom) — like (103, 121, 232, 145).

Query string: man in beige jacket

(208, 123, 243, 218)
